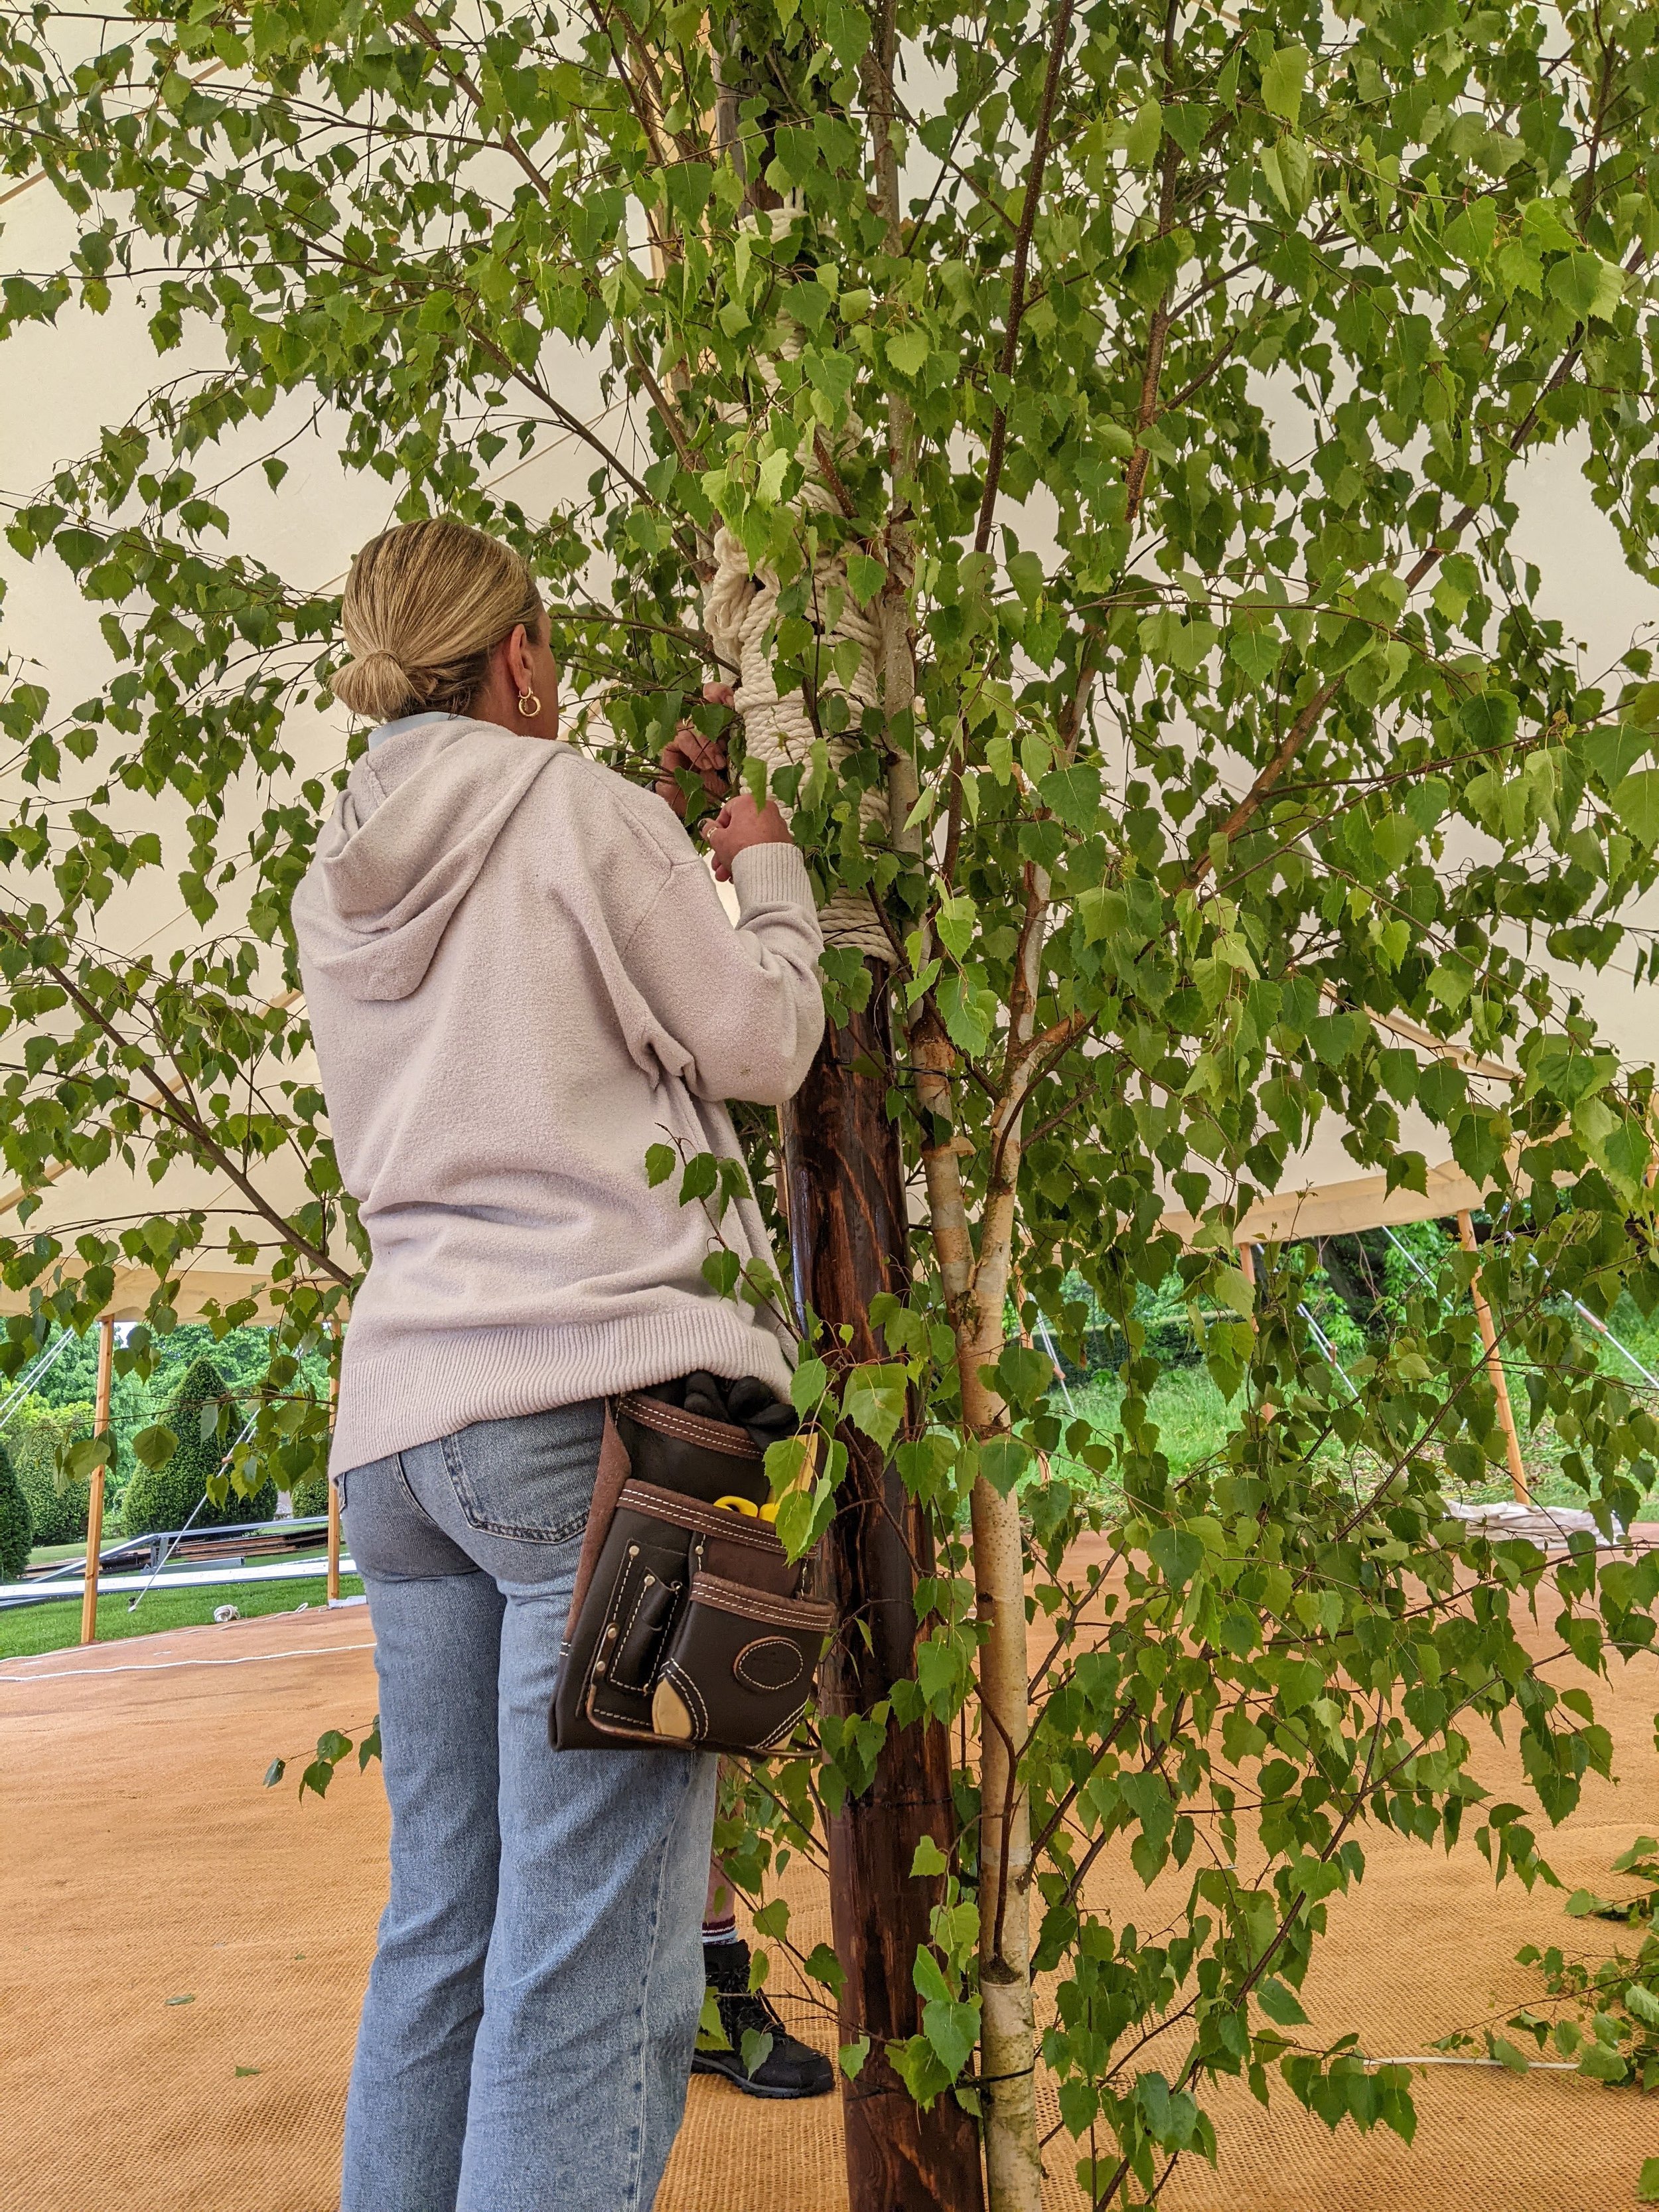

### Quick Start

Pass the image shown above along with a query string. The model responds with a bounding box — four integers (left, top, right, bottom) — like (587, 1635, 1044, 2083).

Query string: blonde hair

(331, 518, 544, 724)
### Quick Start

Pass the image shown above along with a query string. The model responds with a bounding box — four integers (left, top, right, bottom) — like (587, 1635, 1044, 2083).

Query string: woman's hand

(706, 792, 793, 881)
(656, 682, 733, 818)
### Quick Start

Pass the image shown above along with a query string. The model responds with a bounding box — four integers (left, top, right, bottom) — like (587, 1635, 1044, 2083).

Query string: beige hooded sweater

(291, 716, 825, 1475)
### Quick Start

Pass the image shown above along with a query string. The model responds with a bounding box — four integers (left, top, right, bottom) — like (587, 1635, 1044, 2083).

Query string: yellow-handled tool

(713, 1436, 818, 1529)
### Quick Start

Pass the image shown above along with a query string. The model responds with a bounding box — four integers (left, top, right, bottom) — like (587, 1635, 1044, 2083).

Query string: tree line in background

(12, 1222, 1642, 1567)
(0, 1242, 1397, 1566)
(0, 1324, 331, 1564)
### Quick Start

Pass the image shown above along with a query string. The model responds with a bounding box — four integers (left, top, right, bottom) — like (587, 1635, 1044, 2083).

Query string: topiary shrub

(289, 1473, 332, 1520)
(0, 1440, 34, 1580)
(121, 1355, 276, 1537)
(8, 1396, 105, 1547)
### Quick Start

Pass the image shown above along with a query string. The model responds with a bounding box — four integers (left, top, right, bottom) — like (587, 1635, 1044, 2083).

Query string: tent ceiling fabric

(0, 1115, 340, 1321)
(1161, 1155, 1493, 1250)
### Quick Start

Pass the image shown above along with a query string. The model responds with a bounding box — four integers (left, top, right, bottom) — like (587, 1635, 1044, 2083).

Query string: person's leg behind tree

(695, 1824, 833, 2100)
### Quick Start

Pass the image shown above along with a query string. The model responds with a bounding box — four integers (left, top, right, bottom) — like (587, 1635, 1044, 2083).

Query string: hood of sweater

(293, 717, 566, 1003)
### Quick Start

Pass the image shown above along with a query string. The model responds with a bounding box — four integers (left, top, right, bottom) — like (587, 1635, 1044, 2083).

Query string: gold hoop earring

(517, 690, 541, 719)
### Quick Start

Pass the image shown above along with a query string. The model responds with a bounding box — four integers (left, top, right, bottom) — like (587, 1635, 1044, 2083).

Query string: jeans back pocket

(441, 1401, 605, 1544)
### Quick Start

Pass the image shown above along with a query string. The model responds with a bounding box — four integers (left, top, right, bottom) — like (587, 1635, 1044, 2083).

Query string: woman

(292, 516, 825, 2212)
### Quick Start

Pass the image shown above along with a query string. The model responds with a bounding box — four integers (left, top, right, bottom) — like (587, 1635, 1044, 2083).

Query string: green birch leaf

(1611, 770, 1659, 848)
(788, 1359, 830, 1418)
(1146, 1527, 1205, 1588)
(1256, 1977, 1311, 2026)
(1261, 45, 1309, 125)
(1125, 98, 1162, 167)
(922, 1995, 979, 2079)
(936, 893, 977, 960)
(845, 550, 886, 604)
(1548, 251, 1624, 322)
(842, 1363, 907, 1451)
(910, 1834, 950, 1877)
(804, 1943, 847, 1998)
(739, 2028, 775, 2079)
(838, 2036, 870, 2081)
(885, 328, 929, 378)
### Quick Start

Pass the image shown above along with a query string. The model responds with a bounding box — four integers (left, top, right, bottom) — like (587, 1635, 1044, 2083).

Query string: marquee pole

(79, 1315, 115, 1645)
(782, 977, 987, 2212)
(1457, 1211, 1529, 1504)
(325, 1320, 342, 1601)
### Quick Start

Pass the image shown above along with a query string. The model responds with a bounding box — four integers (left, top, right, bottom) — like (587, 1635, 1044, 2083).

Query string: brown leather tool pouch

(649, 1570, 835, 1751)
(549, 1394, 832, 1755)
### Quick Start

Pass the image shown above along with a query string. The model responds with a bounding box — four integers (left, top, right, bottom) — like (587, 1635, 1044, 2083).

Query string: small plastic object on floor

(213, 1604, 241, 1623)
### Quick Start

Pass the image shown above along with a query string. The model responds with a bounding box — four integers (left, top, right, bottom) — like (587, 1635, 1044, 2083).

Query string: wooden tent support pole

(326, 1478, 342, 1602)
(1238, 1242, 1278, 1423)
(782, 972, 986, 2212)
(326, 1321, 342, 1602)
(1457, 1211, 1529, 1504)
(80, 1315, 115, 1645)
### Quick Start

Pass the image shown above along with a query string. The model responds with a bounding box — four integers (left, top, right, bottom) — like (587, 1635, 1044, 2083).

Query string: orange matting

(3, 1570, 1658, 2212)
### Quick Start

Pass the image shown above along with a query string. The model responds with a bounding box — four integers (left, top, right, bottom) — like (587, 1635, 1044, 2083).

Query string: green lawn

(1053, 1345, 1656, 1514)
(0, 1574, 364, 1660)
(25, 1540, 90, 1568)
(1058, 1364, 1239, 1486)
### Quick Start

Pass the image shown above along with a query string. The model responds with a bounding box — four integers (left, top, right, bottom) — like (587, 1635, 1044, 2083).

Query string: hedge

(289, 1473, 332, 1520)
(121, 1355, 276, 1537)
(7, 1397, 109, 1548)
(0, 1441, 33, 1580)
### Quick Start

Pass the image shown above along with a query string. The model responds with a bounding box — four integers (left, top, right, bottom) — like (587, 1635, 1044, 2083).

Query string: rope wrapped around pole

(703, 511, 897, 962)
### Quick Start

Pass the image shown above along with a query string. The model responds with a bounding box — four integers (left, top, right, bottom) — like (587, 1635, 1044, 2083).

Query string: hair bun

(331, 645, 414, 723)
(333, 518, 545, 727)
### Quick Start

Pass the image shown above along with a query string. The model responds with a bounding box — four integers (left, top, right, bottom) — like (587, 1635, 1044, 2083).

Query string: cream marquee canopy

(0, 1142, 332, 1320)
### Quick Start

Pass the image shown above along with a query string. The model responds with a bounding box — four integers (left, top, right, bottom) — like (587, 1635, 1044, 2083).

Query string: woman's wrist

(706, 794, 793, 881)
(725, 840, 809, 903)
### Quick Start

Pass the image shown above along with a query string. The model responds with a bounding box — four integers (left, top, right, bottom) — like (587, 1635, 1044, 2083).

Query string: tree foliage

(6, 1393, 103, 1545)
(0, 1436, 33, 1577)
(1439, 1838, 1659, 2113)
(120, 1352, 275, 1533)
(5, 0, 1659, 2199)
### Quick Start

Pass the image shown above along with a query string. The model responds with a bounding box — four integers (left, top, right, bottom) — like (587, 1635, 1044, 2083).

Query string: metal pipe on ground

(0, 1553, 360, 1609)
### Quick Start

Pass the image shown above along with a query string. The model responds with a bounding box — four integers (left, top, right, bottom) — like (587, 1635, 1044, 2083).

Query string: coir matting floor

(3, 1555, 1656, 2211)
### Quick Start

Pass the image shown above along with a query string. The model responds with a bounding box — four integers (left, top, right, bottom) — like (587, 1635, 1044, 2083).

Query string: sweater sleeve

(620, 842, 826, 1104)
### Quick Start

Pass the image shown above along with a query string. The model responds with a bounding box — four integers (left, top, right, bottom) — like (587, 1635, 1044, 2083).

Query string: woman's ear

(505, 623, 537, 698)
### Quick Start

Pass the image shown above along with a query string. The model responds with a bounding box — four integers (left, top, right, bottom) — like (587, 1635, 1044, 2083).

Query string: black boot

(693, 1937, 835, 2100)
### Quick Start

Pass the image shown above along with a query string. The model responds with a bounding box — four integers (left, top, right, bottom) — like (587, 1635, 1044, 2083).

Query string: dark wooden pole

(782, 970, 986, 2212)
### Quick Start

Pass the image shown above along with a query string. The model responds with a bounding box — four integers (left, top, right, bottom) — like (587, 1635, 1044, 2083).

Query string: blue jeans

(338, 1402, 719, 2212)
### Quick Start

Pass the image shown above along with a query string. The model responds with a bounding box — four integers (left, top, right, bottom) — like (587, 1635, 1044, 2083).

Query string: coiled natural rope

(703, 508, 895, 961)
